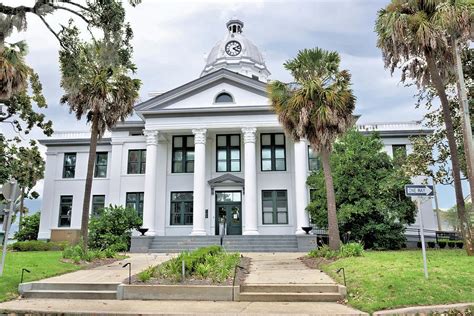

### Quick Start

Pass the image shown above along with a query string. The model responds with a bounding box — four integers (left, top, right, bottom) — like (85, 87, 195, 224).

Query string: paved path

(0, 252, 368, 315)
(0, 299, 368, 315)
(243, 252, 335, 285)
(40, 253, 172, 283)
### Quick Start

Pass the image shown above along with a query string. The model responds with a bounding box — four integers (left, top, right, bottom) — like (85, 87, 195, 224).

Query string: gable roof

(134, 68, 268, 114)
(208, 173, 245, 187)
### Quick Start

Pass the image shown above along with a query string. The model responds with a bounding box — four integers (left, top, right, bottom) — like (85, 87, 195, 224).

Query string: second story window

(172, 136, 194, 173)
(127, 149, 146, 174)
(62, 153, 77, 178)
(261, 133, 286, 171)
(216, 135, 241, 172)
(94, 152, 108, 178)
(308, 147, 321, 171)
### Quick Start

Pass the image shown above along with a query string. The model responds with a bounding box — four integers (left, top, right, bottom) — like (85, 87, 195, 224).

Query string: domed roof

(201, 19, 270, 80)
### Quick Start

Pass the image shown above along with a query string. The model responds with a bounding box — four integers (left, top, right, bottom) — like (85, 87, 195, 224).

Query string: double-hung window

(58, 195, 73, 227)
(127, 150, 146, 174)
(308, 147, 321, 171)
(126, 192, 144, 218)
(216, 135, 240, 172)
(262, 190, 288, 224)
(170, 192, 193, 225)
(172, 136, 195, 173)
(91, 195, 105, 216)
(62, 153, 76, 178)
(94, 152, 108, 178)
(261, 133, 286, 171)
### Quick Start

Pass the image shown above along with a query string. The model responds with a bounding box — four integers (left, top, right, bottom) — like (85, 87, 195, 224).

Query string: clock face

(225, 41, 242, 56)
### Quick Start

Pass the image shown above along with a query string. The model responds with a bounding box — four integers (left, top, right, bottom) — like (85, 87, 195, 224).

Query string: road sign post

(0, 179, 20, 277)
(405, 184, 433, 280)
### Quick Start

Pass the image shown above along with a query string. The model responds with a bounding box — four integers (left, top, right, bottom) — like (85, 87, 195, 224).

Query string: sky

(1, 0, 470, 225)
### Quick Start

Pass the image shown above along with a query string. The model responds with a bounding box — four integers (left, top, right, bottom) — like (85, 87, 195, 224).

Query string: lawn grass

(0, 251, 81, 302)
(321, 249, 474, 313)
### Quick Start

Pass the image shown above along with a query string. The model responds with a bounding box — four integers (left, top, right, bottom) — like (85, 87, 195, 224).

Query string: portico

(140, 125, 311, 237)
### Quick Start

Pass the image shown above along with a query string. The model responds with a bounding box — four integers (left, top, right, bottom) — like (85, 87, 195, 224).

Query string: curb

(373, 302, 474, 315)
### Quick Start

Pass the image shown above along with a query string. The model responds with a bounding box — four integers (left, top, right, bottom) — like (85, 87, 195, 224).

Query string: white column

(191, 128, 207, 236)
(242, 127, 259, 235)
(294, 140, 310, 234)
(143, 129, 159, 235)
(155, 139, 168, 236)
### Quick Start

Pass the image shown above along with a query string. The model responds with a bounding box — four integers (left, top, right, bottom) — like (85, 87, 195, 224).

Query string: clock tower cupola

(201, 19, 270, 81)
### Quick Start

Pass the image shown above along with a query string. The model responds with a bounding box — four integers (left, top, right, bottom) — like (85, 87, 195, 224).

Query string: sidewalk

(243, 252, 335, 285)
(38, 253, 172, 283)
(0, 299, 368, 315)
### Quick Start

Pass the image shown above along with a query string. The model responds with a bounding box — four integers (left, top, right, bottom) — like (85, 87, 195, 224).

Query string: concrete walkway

(40, 253, 172, 283)
(0, 252, 369, 315)
(243, 252, 335, 285)
(0, 299, 368, 315)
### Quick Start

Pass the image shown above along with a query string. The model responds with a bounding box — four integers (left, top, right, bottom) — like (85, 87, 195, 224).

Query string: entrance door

(215, 191, 242, 235)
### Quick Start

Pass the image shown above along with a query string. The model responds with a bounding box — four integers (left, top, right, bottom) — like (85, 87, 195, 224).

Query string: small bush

(308, 242, 364, 259)
(427, 241, 436, 248)
(438, 241, 447, 248)
(339, 242, 364, 257)
(137, 266, 156, 282)
(14, 212, 40, 241)
(62, 242, 116, 263)
(448, 241, 456, 248)
(88, 205, 142, 251)
(456, 241, 464, 249)
(143, 246, 240, 283)
(10, 240, 68, 251)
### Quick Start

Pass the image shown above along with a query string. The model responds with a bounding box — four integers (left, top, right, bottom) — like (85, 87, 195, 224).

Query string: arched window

(215, 92, 233, 103)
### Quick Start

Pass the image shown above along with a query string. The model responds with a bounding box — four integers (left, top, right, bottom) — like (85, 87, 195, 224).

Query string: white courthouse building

(38, 20, 438, 249)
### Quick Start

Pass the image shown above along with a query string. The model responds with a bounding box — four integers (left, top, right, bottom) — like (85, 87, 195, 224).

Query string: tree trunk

(426, 52, 473, 256)
(18, 187, 25, 233)
(320, 147, 341, 250)
(81, 114, 100, 251)
(453, 40, 474, 206)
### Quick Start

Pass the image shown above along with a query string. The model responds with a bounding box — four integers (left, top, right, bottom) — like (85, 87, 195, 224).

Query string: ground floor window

(126, 192, 144, 218)
(262, 190, 288, 224)
(58, 195, 73, 227)
(170, 192, 193, 225)
(92, 195, 105, 216)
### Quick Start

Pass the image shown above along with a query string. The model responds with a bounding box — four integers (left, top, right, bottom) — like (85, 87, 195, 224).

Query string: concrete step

(239, 292, 343, 302)
(241, 284, 339, 293)
(22, 290, 117, 300)
(25, 282, 119, 291)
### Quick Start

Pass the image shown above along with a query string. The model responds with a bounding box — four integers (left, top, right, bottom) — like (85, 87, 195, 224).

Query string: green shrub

(146, 246, 240, 283)
(10, 240, 68, 251)
(88, 205, 142, 251)
(62, 242, 116, 263)
(14, 212, 40, 241)
(339, 242, 364, 257)
(308, 242, 364, 259)
(137, 266, 156, 282)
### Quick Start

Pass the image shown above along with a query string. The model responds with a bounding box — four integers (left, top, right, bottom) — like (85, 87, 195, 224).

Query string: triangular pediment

(208, 173, 245, 187)
(135, 69, 269, 114)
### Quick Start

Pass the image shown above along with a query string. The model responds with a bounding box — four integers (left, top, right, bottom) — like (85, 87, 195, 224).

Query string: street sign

(405, 185, 434, 197)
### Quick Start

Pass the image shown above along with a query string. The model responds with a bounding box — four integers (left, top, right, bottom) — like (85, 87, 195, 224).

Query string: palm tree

(59, 25, 141, 250)
(268, 48, 356, 250)
(376, 0, 473, 255)
(0, 41, 30, 100)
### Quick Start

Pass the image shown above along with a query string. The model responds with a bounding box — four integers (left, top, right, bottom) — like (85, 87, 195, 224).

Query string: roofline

(38, 138, 112, 146)
(134, 68, 267, 112)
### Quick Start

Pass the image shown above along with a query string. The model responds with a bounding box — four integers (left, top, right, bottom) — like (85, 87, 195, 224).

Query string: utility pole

(453, 39, 474, 202)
